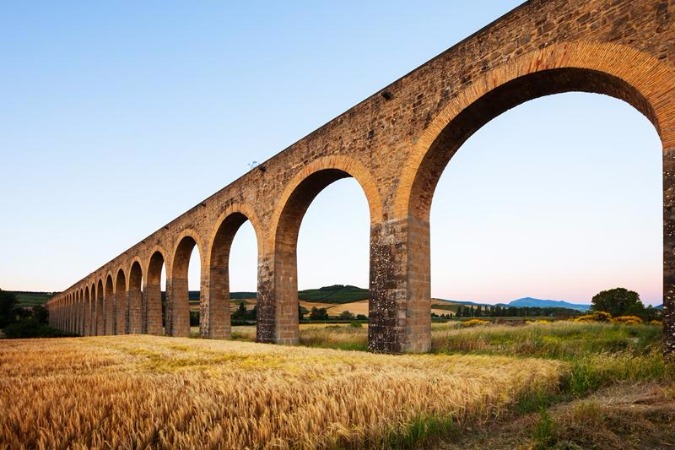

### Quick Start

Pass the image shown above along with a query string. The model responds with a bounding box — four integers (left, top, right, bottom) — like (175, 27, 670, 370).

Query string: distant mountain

(432, 298, 490, 307)
(508, 297, 590, 312)
(655, 304, 664, 310)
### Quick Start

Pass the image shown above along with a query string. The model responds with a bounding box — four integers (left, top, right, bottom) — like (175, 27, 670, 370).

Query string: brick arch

(128, 258, 144, 334)
(264, 155, 381, 344)
(205, 204, 264, 339)
(269, 156, 383, 249)
(83, 285, 91, 336)
(145, 247, 168, 335)
(104, 273, 114, 335)
(95, 278, 104, 335)
(169, 230, 204, 337)
(396, 42, 674, 220)
(78, 288, 85, 335)
(390, 42, 674, 353)
(114, 268, 127, 335)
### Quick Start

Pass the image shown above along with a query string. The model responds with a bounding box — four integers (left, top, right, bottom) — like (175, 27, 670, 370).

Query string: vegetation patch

(0, 335, 562, 449)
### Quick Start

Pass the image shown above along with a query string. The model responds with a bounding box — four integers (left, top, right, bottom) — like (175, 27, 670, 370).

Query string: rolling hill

(506, 297, 591, 311)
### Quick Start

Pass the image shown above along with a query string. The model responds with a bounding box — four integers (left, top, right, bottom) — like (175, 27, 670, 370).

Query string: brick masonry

(48, 0, 674, 355)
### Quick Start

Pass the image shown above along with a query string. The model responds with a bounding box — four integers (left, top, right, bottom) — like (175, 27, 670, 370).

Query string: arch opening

(404, 68, 664, 353)
(84, 286, 91, 336)
(209, 213, 259, 339)
(128, 262, 143, 334)
(171, 236, 200, 337)
(146, 251, 166, 335)
(431, 92, 662, 313)
(105, 275, 114, 335)
(95, 279, 104, 336)
(114, 270, 127, 335)
(411, 68, 659, 222)
(272, 169, 371, 345)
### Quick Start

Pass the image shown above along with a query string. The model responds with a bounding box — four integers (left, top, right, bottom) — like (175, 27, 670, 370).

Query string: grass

(0, 336, 562, 449)
(11, 291, 52, 307)
(1, 319, 672, 448)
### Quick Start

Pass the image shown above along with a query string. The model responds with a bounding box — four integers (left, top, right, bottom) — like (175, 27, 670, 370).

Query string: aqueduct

(47, 0, 675, 354)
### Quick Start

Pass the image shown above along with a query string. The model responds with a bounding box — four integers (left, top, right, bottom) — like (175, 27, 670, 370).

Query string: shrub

(461, 319, 490, 327)
(612, 315, 643, 325)
(574, 312, 612, 323)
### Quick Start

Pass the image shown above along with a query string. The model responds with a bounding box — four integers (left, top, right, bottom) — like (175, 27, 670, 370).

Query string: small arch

(170, 231, 203, 337)
(146, 249, 167, 335)
(78, 288, 85, 335)
(208, 207, 263, 339)
(105, 274, 114, 335)
(96, 279, 104, 335)
(115, 268, 127, 335)
(84, 286, 91, 336)
(128, 260, 143, 334)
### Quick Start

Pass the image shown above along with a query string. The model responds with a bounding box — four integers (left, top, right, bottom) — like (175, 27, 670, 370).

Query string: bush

(461, 319, 490, 327)
(612, 315, 643, 325)
(3, 320, 68, 338)
(574, 312, 612, 323)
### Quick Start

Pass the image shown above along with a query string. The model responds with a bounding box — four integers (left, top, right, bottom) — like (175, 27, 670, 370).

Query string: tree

(232, 301, 247, 320)
(0, 289, 18, 328)
(591, 287, 645, 317)
(339, 310, 355, 320)
(309, 307, 328, 321)
(32, 305, 49, 325)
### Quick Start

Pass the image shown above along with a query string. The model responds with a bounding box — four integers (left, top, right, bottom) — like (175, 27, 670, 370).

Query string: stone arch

(207, 204, 264, 339)
(96, 279, 104, 335)
(169, 230, 205, 337)
(115, 268, 127, 335)
(77, 288, 84, 335)
(84, 285, 91, 336)
(264, 156, 382, 344)
(128, 259, 143, 334)
(146, 248, 168, 335)
(397, 42, 673, 220)
(392, 42, 674, 353)
(104, 273, 115, 335)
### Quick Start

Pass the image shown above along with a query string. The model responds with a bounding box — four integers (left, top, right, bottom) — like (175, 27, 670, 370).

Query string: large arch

(262, 156, 381, 344)
(128, 260, 143, 334)
(146, 249, 167, 335)
(170, 232, 204, 337)
(115, 268, 127, 334)
(391, 43, 674, 353)
(207, 205, 263, 339)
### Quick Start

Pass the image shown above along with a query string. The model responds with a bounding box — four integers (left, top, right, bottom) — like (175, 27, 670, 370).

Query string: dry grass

(0, 336, 563, 449)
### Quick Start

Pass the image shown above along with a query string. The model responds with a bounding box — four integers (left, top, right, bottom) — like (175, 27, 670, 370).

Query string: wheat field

(0, 335, 563, 449)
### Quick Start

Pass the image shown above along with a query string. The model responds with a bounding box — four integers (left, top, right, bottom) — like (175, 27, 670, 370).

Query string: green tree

(591, 287, 645, 317)
(32, 305, 49, 325)
(309, 307, 328, 321)
(0, 289, 18, 328)
(233, 301, 247, 319)
(339, 310, 355, 320)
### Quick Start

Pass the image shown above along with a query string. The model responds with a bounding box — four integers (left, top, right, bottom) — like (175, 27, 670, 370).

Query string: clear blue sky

(0, 1, 662, 305)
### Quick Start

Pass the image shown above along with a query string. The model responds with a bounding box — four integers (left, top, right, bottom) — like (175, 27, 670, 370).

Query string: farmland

(1, 335, 560, 449)
(1, 321, 673, 448)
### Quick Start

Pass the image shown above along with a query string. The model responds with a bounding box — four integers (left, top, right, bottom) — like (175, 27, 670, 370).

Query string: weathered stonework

(48, 0, 674, 355)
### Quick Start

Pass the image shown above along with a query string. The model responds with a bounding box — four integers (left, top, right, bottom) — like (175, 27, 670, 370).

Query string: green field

(11, 291, 53, 307)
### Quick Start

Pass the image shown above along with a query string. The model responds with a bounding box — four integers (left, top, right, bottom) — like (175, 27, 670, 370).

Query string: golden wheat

(0, 336, 563, 449)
